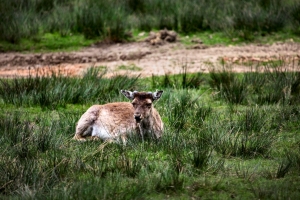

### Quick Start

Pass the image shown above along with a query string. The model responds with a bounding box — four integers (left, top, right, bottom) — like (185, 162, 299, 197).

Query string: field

(1, 0, 300, 199)
(1, 63, 300, 199)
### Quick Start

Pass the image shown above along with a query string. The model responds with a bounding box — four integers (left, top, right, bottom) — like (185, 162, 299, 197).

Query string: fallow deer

(73, 90, 164, 143)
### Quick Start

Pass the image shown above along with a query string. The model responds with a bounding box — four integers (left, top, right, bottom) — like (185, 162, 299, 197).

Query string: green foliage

(208, 107, 276, 158)
(251, 177, 300, 199)
(0, 67, 139, 109)
(209, 69, 247, 104)
(209, 62, 300, 105)
(1, 0, 300, 46)
(152, 65, 205, 89)
(0, 0, 39, 43)
(164, 91, 211, 132)
(255, 67, 300, 105)
(0, 33, 95, 52)
(179, 0, 208, 33)
(190, 130, 214, 171)
(118, 64, 142, 71)
(1, 60, 300, 199)
(232, 0, 287, 40)
(0, 110, 75, 195)
(76, 0, 129, 41)
(290, 2, 300, 35)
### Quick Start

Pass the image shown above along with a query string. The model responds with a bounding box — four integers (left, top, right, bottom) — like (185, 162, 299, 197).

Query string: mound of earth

(144, 29, 177, 45)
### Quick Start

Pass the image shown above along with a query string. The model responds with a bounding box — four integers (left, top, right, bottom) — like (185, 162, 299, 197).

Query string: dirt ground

(0, 40, 299, 78)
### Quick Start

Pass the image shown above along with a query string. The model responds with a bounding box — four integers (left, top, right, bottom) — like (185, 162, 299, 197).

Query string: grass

(180, 30, 300, 47)
(1, 0, 300, 52)
(1, 29, 299, 53)
(180, 31, 238, 46)
(0, 61, 300, 199)
(151, 65, 205, 89)
(0, 67, 139, 109)
(117, 64, 142, 71)
(0, 2, 299, 198)
(0, 33, 96, 52)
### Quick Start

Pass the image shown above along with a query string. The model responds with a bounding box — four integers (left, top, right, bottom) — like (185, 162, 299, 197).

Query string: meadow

(1, 61, 300, 199)
(1, 0, 300, 199)
(1, 0, 300, 51)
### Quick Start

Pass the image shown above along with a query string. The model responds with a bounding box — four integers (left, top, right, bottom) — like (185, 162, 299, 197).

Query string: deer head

(121, 90, 163, 123)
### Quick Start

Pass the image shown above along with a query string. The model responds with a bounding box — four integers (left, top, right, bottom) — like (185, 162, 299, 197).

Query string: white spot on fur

(92, 125, 112, 140)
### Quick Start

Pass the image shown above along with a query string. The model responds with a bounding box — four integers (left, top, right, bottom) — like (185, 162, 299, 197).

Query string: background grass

(1, 59, 300, 199)
(1, 0, 300, 52)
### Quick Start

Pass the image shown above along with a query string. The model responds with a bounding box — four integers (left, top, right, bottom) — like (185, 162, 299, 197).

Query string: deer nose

(134, 114, 142, 122)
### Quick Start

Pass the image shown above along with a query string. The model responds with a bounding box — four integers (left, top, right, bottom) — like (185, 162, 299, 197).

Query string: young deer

(73, 90, 164, 142)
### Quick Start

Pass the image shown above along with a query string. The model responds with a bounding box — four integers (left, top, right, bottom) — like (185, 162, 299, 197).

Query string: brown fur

(73, 90, 164, 142)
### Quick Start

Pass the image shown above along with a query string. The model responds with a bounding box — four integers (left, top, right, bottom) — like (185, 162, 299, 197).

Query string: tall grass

(290, 1, 300, 35)
(179, 0, 209, 33)
(0, 111, 75, 196)
(207, 107, 276, 158)
(0, 0, 39, 43)
(232, 0, 287, 40)
(1, 0, 300, 44)
(1, 60, 300, 198)
(209, 62, 300, 105)
(209, 69, 247, 104)
(164, 91, 211, 132)
(76, 0, 130, 41)
(0, 67, 139, 109)
(151, 65, 205, 89)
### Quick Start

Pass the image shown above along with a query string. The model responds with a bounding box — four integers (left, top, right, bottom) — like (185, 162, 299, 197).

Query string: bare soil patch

(0, 41, 299, 78)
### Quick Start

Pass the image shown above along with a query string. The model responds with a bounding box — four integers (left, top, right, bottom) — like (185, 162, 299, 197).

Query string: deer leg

(120, 134, 127, 145)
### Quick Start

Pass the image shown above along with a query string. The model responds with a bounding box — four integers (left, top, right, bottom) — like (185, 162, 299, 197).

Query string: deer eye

(132, 102, 137, 107)
(146, 103, 152, 108)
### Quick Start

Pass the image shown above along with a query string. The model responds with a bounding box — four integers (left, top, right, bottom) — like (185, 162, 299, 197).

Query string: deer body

(73, 90, 164, 142)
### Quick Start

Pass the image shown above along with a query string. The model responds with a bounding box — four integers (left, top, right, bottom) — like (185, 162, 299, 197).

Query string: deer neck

(136, 109, 154, 132)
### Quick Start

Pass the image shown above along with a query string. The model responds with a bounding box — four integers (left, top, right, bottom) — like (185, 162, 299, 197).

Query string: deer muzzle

(134, 114, 142, 123)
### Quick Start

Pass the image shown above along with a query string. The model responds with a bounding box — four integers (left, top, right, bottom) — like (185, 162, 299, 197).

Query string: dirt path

(0, 41, 299, 78)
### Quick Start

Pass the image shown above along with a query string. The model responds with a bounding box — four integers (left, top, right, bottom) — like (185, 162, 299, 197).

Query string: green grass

(117, 64, 142, 71)
(0, 33, 96, 52)
(1, 0, 300, 52)
(180, 31, 300, 47)
(180, 31, 237, 46)
(1, 30, 299, 53)
(0, 67, 139, 109)
(1, 0, 300, 54)
(1, 62, 300, 199)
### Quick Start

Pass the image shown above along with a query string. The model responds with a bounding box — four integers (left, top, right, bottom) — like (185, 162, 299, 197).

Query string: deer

(73, 90, 164, 143)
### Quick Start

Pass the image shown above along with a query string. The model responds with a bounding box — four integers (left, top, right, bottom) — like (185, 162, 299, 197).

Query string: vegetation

(1, 0, 300, 199)
(1, 0, 300, 52)
(1, 60, 300, 199)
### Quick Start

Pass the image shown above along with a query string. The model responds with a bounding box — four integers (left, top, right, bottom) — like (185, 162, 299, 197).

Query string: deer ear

(152, 90, 163, 101)
(121, 90, 136, 100)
